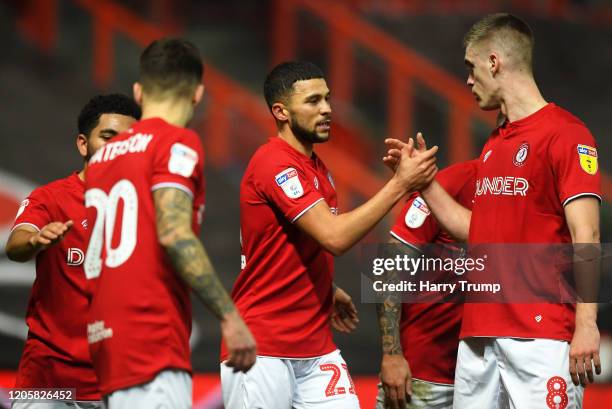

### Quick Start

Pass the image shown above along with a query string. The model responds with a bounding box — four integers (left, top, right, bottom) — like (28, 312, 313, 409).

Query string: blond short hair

(464, 13, 534, 72)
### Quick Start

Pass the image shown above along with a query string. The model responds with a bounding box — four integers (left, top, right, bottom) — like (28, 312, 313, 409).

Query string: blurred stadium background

(0, 0, 611, 407)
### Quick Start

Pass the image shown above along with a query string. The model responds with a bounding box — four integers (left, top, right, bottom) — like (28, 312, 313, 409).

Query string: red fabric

(390, 160, 478, 384)
(84, 118, 205, 396)
(12, 173, 100, 400)
(222, 137, 338, 359)
(463, 103, 602, 341)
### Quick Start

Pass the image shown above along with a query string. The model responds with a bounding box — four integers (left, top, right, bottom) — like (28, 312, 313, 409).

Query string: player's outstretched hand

(330, 286, 359, 333)
(29, 220, 74, 251)
(222, 310, 257, 373)
(383, 138, 413, 173)
(390, 132, 438, 192)
(380, 354, 412, 409)
(569, 321, 601, 386)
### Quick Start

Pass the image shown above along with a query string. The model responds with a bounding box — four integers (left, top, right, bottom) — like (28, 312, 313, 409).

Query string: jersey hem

(221, 344, 338, 362)
(98, 365, 192, 397)
(459, 333, 572, 342)
(411, 376, 454, 386)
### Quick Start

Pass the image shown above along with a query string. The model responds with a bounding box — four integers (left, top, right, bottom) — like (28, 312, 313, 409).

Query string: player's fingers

(594, 352, 602, 375)
(569, 357, 579, 386)
(576, 357, 587, 386)
(405, 377, 413, 397)
(231, 349, 246, 373)
(384, 138, 408, 150)
(40, 230, 60, 241)
(332, 316, 351, 333)
(415, 132, 426, 151)
(36, 236, 52, 245)
(386, 386, 399, 409)
(586, 355, 595, 383)
(341, 316, 357, 331)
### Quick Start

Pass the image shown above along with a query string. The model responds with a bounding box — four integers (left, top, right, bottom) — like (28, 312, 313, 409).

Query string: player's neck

(500, 76, 547, 123)
(140, 100, 194, 128)
(278, 129, 313, 157)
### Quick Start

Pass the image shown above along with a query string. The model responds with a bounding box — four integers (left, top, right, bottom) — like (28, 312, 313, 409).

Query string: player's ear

(489, 53, 500, 76)
(76, 134, 88, 159)
(193, 84, 204, 106)
(133, 83, 143, 105)
(271, 102, 289, 122)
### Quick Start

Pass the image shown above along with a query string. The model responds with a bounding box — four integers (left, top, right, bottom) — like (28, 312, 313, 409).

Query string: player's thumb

(64, 220, 74, 231)
(405, 378, 413, 396)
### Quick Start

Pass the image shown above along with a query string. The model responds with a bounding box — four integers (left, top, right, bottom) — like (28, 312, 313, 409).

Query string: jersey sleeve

(390, 192, 440, 250)
(11, 187, 52, 232)
(150, 129, 204, 199)
(548, 123, 602, 206)
(255, 157, 325, 223)
(390, 160, 478, 248)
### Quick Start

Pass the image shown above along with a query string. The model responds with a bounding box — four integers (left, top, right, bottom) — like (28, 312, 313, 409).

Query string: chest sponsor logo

(169, 143, 198, 177)
(275, 167, 304, 199)
(15, 199, 29, 220)
(513, 142, 529, 167)
(475, 177, 529, 197)
(483, 150, 493, 163)
(577, 144, 598, 175)
(67, 247, 85, 266)
(405, 196, 430, 229)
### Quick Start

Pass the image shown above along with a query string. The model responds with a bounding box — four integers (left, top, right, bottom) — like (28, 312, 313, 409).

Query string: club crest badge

(513, 142, 529, 167)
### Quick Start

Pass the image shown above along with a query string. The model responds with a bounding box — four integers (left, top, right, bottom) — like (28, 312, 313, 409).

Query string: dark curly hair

(77, 93, 141, 137)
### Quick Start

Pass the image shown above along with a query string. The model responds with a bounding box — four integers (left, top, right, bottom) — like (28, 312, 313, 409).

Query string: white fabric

(454, 337, 583, 409)
(374, 379, 454, 408)
(103, 369, 191, 409)
(221, 349, 360, 409)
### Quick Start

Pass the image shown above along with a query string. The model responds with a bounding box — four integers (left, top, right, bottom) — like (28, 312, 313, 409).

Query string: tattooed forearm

(154, 188, 236, 319)
(376, 268, 403, 355)
(375, 241, 421, 355)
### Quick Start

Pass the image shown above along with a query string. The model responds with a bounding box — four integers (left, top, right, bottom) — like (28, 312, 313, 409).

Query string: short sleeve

(150, 129, 204, 199)
(12, 187, 52, 232)
(390, 192, 440, 250)
(256, 158, 324, 223)
(390, 160, 478, 249)
(548, 123, 602, 206)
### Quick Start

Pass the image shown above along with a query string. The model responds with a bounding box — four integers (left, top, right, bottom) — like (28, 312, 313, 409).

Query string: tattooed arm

(153, 187, 256, 371)
(376, 237, 413, 409)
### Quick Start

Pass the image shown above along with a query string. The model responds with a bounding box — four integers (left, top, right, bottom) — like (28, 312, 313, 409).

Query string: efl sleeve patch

(275, 167, 304, 199)
(168, 143, 198, 177)
(405, 196, 430, 228)
(577, 144, 598, 175)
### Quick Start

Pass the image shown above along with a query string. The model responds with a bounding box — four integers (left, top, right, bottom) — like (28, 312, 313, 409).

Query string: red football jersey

(11, 172, 99, 400)
(84, 118, 205, 396)
(390, 160, 478, 385)
(464, 103, 602, 341)
(221, 137, 338, 359)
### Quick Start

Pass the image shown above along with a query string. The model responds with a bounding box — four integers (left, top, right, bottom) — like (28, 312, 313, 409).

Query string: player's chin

(312, 131, 330, 143)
